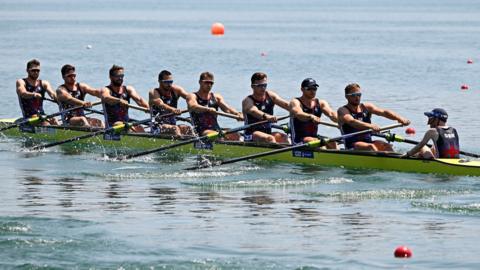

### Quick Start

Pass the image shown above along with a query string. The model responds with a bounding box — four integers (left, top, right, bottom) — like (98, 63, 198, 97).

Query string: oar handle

(155, 109, 189, 120)
(108, 97, 149, 113)
(215, 111, 242, 120)
(318, 121, 339, 128)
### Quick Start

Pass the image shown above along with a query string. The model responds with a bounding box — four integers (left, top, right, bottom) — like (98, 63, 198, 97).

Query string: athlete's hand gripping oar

(215, 110, 243, 120)
(0, 101, 102, 132)
(30, 109, 184, 150)
(108, 97, 150, 113)
(120, 115, 290, 160)
(375, 133, 480, 158)
(185, 123, 404, 170)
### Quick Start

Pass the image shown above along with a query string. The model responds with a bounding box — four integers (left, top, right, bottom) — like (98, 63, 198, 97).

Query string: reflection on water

(18, 176, 46, 208)
(149, 186, 177, 214)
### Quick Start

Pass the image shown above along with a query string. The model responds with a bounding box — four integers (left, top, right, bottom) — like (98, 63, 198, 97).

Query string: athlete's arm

(127, 86, 149, 109)
(56, 86, 85, 106)
(42, 80, 57, 102)
(172, 85, 190, 100)
(268, 91, 290, 111)
(365, 102, 410, 126)
(16, 79, 40, 99)
(149, 89, 179, 113)
(101, 87, 126, 106)
(80, 83, 103, 99)
(406, 129, 438, 156)
(337, 106, 378, 131)
(216, 93, 243, 120)
(290, 98, 317, 122)
(187, 93, 213, 113)
(319, 100, 338, 123)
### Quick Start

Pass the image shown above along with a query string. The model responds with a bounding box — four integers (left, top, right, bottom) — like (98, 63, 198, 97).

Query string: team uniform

(18, 79, 46, 118)
(190, 92, 220, 135)
(340, 103, 372, 149)
(58, 83, 86, 124)
(243, 92, 274, 141)
(290, 98, 323, 144)
(103, 86, 130, 127)
(434, 127, 460, 158)
(150, 88, 179, 134)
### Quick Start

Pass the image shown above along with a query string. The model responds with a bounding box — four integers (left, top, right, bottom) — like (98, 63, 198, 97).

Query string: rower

(289, 78, 338, 149)
(101, 65, 149, 132)
(242, 72, 290, 143)
(404, 108, 459, 159)
(186, 71, 243, 140)
(16, 59, 58, 125)
(148, 70, 192, 136)
(56, 64, 104, 128)
(337, 83, 410, 151)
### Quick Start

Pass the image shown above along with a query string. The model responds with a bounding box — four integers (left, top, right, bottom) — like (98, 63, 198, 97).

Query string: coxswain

(289, 78, 338, 149)
(148, 70, 192, 136)
(56, 64, 104, 127)
(101, 65, 149, 132)
(242, 72, 290, 143)
(337, 83, 410, 151)
(404, 108, 459, 159)
(16, 59, 58, 125)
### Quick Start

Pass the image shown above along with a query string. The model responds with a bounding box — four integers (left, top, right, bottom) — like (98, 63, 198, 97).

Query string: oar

(30, 118, 151, 150)
(215, 111, 243, 120)
(30, 109, 186, 150)
(0, 101, 101, 132)
(120, 115, 291, 160)
(185, 123, 404, 170)
(375, 133, 480, 158)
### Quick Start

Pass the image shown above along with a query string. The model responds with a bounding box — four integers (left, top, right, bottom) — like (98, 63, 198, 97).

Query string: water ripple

(411, 201, 480, 215)
(305, 189, 472, 201)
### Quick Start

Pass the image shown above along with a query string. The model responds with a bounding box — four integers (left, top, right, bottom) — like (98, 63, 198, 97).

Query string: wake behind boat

(1, 118, 479, 177)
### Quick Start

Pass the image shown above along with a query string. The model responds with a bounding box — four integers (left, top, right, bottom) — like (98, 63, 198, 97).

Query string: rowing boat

(1, 118, 479, 176)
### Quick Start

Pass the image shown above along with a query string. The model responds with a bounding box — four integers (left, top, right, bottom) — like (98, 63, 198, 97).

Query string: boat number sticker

(292, 150, 314, 158)
(194, 140, 213, 150)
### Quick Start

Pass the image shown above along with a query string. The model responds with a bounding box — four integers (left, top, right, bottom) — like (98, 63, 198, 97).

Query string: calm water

(1, 0, 480, 269)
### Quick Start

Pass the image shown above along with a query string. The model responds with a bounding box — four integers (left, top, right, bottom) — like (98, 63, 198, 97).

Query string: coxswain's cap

(424, 108, 448, 121)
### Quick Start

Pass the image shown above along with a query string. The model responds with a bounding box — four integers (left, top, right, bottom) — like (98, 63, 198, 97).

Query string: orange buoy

(211, 23, 225, 36)
(405, 127, 415, 135)
(461, 84, 469, 90)
(394, 246, 412, 258)
(467, 59, 473, 64)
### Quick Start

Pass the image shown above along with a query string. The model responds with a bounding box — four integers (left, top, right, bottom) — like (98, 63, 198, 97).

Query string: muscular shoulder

(337, 105, 349, 115)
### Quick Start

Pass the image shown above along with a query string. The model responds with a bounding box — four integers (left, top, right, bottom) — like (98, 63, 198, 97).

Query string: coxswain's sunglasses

(304, 86, 317, 91)
(161, 80, 174, 84)
(112, 74, 124, 78)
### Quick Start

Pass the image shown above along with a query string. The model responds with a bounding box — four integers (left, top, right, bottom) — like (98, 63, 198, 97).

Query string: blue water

(1, 0, 480, 269)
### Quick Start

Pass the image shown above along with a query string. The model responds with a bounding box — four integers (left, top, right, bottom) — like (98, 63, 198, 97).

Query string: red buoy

(405, 127, 415, 135)
(211, 23, 225, 36)
(394, 246, 412, 258)
(461, 84, 469, 90)
(467, 59, 473, 64)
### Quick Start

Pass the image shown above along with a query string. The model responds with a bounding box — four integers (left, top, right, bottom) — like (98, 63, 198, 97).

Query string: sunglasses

(304, 86, 317, 91)
(252, 83, 268, 88)
(201, 80, 214, 85)
(346, 92, 362, 97)
(161, 80, 174, 84)
(29, 69, 40, 73)
(112, 74, 124, 78)
(65, 74, 77, 78)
